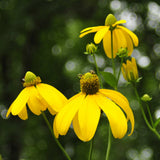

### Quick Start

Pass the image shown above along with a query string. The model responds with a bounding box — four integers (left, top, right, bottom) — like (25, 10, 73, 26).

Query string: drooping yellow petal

(115, 29, 127, 49)
(36, 83, 67, 113)
(112, 29, 127, 56)
(103, 30, 112, 58)
(18, 106, 28, 120)
(48, 106, 57, 115)
(76, 95, 101, 141)
(99, 89, 134, 136)
(118, 26, 139, 47)
(103, 30, 121, 58)
(94, 27, 109, 44)
(79, 26, 104, 38)
(55, 93, 85, 136)
(113, 20, 126, 27)
(119, 28, 133, 56)
(96, 93, 128, 138)
(27, 86, 47, 115)
(53, 116, 59, 138)
(8, 88, 30, 116)
(72, 112, 83, 140)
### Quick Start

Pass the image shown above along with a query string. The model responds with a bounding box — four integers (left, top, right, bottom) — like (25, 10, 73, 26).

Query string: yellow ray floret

(79, 14, 139, 58)
(53, 72, 135, 141)
(6, 71, 67, 120)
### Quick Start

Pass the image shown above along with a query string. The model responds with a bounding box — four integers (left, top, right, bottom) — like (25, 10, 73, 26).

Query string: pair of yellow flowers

(6, 14, 139, 142)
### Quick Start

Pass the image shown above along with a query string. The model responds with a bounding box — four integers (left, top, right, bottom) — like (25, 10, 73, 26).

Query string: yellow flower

(6, 71, 67, 120)
(121, 57, 139, 82)
(54, 71, 134, 141)
(79, 14, 139, 58)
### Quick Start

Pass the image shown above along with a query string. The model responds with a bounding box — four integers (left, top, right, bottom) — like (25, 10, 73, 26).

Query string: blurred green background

(0, 0, 160, 159)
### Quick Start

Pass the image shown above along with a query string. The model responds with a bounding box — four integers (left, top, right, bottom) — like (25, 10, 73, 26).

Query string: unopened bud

(141, 94, 152, 102)
(85, 43, 97, 55)
(117, 47, 129, 58)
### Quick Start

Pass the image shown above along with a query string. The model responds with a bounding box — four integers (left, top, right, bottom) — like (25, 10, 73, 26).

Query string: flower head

(54, 71, 134, 141)
(121, 57, 139, 82)
(79, 14, 139, 58)
(6, 71, 67, 120)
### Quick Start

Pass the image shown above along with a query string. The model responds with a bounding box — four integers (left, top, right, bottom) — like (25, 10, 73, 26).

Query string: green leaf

(154, 118, 160, 128)
(100, 71, 117, 88)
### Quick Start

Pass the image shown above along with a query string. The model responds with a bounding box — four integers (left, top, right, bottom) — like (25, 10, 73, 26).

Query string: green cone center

(105, 14, 117, 26)
(23, 71, 41, 87)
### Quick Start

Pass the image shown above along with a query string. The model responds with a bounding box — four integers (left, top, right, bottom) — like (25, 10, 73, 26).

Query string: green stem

(92, 53, 103, 88)
(111, 30, 116, 78)
(146, 103, 154, 127)
(105, 125, 112, 160)
(88, 138, 94, 160)
(133, 85, 160, 139)
(116, 58, 123, 88)
(42, 112, 71, 160)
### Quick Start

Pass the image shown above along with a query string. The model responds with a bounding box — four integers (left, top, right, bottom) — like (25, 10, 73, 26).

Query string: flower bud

(85, 43, 97, 55)
(117, 47, 129, 58)
(121, 58, 139, 82)
(141, 94, 152, 102)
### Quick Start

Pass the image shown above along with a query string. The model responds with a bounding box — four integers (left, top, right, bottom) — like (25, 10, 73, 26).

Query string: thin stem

(111, 30, 116, 78)
(42, 112, 71, 160)
(133, 85, 160, 139)
(116, 58, 123, 88)
(105, 125, 112, 160)
(146, 103, 154, 127)
(88, 138, 94, 160)
(92, 53, 103, 88)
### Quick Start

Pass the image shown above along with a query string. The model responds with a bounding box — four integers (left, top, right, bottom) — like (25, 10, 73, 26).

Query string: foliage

(1, 0, 160, 160)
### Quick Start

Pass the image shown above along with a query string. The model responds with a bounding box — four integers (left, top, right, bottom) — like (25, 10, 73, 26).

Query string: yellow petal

(115, 29, 127, 49)
(99, 89, 134, 136)
(79, 26, 104, 38)
(132, 58, 138, 79)
(103, 30, 120, 58)
(53, 116, 59, 138)
(120, 29, 133, 56)
(48, 106, 57, 115)
(76, 95, 100, 141)
(9, 88, 30, 116)
(80, 26, 98, 33)
(18, 106, 28, 120)
(121, 63, 127, 80)
(126, 60, 133, 80)
(103, 30, 112, 58)
(112, 30, 119, 58)
(94, 27, 109, 44)
(55, 93, 85, 136)
(113, 20, 126, 27)
(96, 93, 127, 138)
(111, 29, 127, 57)
(118, 26, 139, 46)
(36, 83, 67, 113)
(27, 86, 47, 115)
(72, 112, 83, 140)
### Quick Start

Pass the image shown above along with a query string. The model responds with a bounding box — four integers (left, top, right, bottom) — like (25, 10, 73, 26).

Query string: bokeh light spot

(137, 56, 150, 68)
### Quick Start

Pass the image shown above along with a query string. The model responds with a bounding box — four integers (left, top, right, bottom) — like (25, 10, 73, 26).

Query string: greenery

(1, 0, 160, 159)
